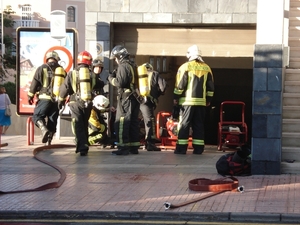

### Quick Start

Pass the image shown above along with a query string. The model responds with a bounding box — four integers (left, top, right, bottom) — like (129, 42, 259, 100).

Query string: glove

(173, 99, 179, 106)
(107, 69, 117, 81)
(111, 69, 117, 77)
(58, 100, 66, 110)
(28, 96, 34, 105)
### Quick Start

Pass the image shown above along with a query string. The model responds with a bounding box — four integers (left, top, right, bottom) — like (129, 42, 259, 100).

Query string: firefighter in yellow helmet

(58, 51, 104, 156)
(27, 50, 66, 145)
(173, 45, 214, 155)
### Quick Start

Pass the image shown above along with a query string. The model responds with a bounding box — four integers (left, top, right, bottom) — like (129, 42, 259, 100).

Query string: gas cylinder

(52, 67, 65, 98)
(79, 67, 91, 101)
(137, 64, 150, 97)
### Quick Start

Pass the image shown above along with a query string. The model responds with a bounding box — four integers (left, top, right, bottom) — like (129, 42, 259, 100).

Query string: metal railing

(13, 20, 40, 28)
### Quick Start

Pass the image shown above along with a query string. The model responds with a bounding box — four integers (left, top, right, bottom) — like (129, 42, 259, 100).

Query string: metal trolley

(217, 101, 248, 152)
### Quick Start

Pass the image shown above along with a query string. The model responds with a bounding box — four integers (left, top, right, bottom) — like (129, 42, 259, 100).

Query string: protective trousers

(69, 101, 92, 153)
(176, 105, 206, 153)
(139, 100, 156, 142)
(114, 94, 140, 149)
(32, 99, 59, 133)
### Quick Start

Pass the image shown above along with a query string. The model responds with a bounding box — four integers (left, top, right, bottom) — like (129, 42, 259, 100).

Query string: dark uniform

(58, 51, 104, 156)
(108, 45, 140, 155)
(28, 51, 66, 145)
(174, 45, 214, 155)
(139, 63, 166, 151)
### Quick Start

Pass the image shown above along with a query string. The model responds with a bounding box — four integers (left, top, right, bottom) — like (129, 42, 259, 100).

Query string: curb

(1, 211, 300, 223)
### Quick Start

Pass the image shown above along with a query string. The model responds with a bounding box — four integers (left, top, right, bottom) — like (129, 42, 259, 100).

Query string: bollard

(27, 116, 34, 145)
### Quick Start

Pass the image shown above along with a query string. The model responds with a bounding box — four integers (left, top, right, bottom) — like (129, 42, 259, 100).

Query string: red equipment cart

(217, 101, 248, 152)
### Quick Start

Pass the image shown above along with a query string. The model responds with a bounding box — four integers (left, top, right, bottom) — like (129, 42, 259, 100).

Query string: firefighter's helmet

(186, 45, 202, 61)
(46, 51, 60, 62)
(92, 58, 104, 68)
(109, 45, 129, 60)
(77, 51, 93, 66)
(143, 63, 153, 71)
(93, 95, 110, 111)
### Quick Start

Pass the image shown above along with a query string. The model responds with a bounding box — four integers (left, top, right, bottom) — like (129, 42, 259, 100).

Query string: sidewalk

(0, 135, 300, 223)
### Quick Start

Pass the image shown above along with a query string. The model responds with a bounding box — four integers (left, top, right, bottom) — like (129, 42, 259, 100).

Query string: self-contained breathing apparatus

(72, 67, 94, 107)
(52, 67, 66, 100)
(39, 66, 66, 102)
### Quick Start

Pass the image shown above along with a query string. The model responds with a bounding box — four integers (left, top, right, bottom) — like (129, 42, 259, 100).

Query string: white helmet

(186, 45, 204, 62)
(93, 95, 109, 110)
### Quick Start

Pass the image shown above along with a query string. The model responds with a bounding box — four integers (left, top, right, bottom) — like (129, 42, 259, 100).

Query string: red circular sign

(44, 46, 73, 72)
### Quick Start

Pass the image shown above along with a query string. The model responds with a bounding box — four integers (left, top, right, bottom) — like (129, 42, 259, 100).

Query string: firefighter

(27, 50, 66, 145)
(92, 58, 105, 95)
(91, 58, 116, 148)
(139, 63, 167, 151)
(173, 45, 214, 155)
(88, 95, 110, 145)
(58, 51, 104, 156)
(107, 45, 140, 155)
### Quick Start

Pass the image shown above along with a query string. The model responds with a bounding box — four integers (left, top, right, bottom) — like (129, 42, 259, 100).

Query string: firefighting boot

(112, 147, 129, 155)
(47, 132, 54, 146)
(36, 120, 50, 143)
(146, 142, 161, 151)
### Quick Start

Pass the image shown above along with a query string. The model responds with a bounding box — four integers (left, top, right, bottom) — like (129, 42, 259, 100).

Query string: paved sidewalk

(0, 135, 300, 223)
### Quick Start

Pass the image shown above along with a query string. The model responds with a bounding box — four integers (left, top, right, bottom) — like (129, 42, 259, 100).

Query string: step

(289, 20, 300, 27)
(289, 9, 300, 17)
(282, 133, 300, 147)
(282, 119, 300, 132)
(281, 162, 300, 174)
(289, 49, 300, 58)
(288, 37, 300, 47)
(284, 81, 300, 93)
(283, 94, 300, 106)
(284, 71, 300, 81)
(283, 106, 300, 119)
(285, 81, 300, 85)
(290, 0, 300, 7)
(282, 146, 300, 165)
(285, 68, 300, 75)
(287, 61, 300, 69)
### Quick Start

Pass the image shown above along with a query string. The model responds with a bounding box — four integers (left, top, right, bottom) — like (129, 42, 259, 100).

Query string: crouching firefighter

(58, 51, 104, 156)
(88, 95, 116, 146)
(108, 45, 141, 155)
(27, 50, 66, 145)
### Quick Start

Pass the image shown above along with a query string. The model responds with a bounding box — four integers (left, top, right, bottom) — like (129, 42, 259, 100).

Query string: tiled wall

(252, 44, 283, 175)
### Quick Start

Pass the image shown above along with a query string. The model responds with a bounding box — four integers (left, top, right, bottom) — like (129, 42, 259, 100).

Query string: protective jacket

(108, 59, 136, 96)
(147, 70, 166, 105)
(174, 60, 214, 106)
(107, 58, 140, 150)
(28, 63, 65, 101)
(59, 65, 104, 105)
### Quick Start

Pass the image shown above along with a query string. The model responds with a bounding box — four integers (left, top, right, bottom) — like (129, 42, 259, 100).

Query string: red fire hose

(164, 176, 244, 209)
(0, 144, 75, 195)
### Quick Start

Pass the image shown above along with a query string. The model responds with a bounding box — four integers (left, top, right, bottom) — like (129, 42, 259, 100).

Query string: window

(67, 6, 75, 22)
(22, 5, 32, 20)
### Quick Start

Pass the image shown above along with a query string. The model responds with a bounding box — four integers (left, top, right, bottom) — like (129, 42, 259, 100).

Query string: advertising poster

(16, 27, 77, 116)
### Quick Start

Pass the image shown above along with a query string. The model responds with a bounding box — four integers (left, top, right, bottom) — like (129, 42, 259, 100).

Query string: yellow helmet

(46, 51, 60, 62)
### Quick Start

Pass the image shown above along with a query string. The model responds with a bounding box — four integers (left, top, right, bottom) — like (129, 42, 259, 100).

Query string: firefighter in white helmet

(88, 95, 111, 145)
(27, 50, 66, 145)
(173, 45, 214, 155)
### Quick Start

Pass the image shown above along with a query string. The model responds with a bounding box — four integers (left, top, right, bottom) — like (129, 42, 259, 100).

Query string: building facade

(1, 0, 85, 53)
(85, 0, 294, 175)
